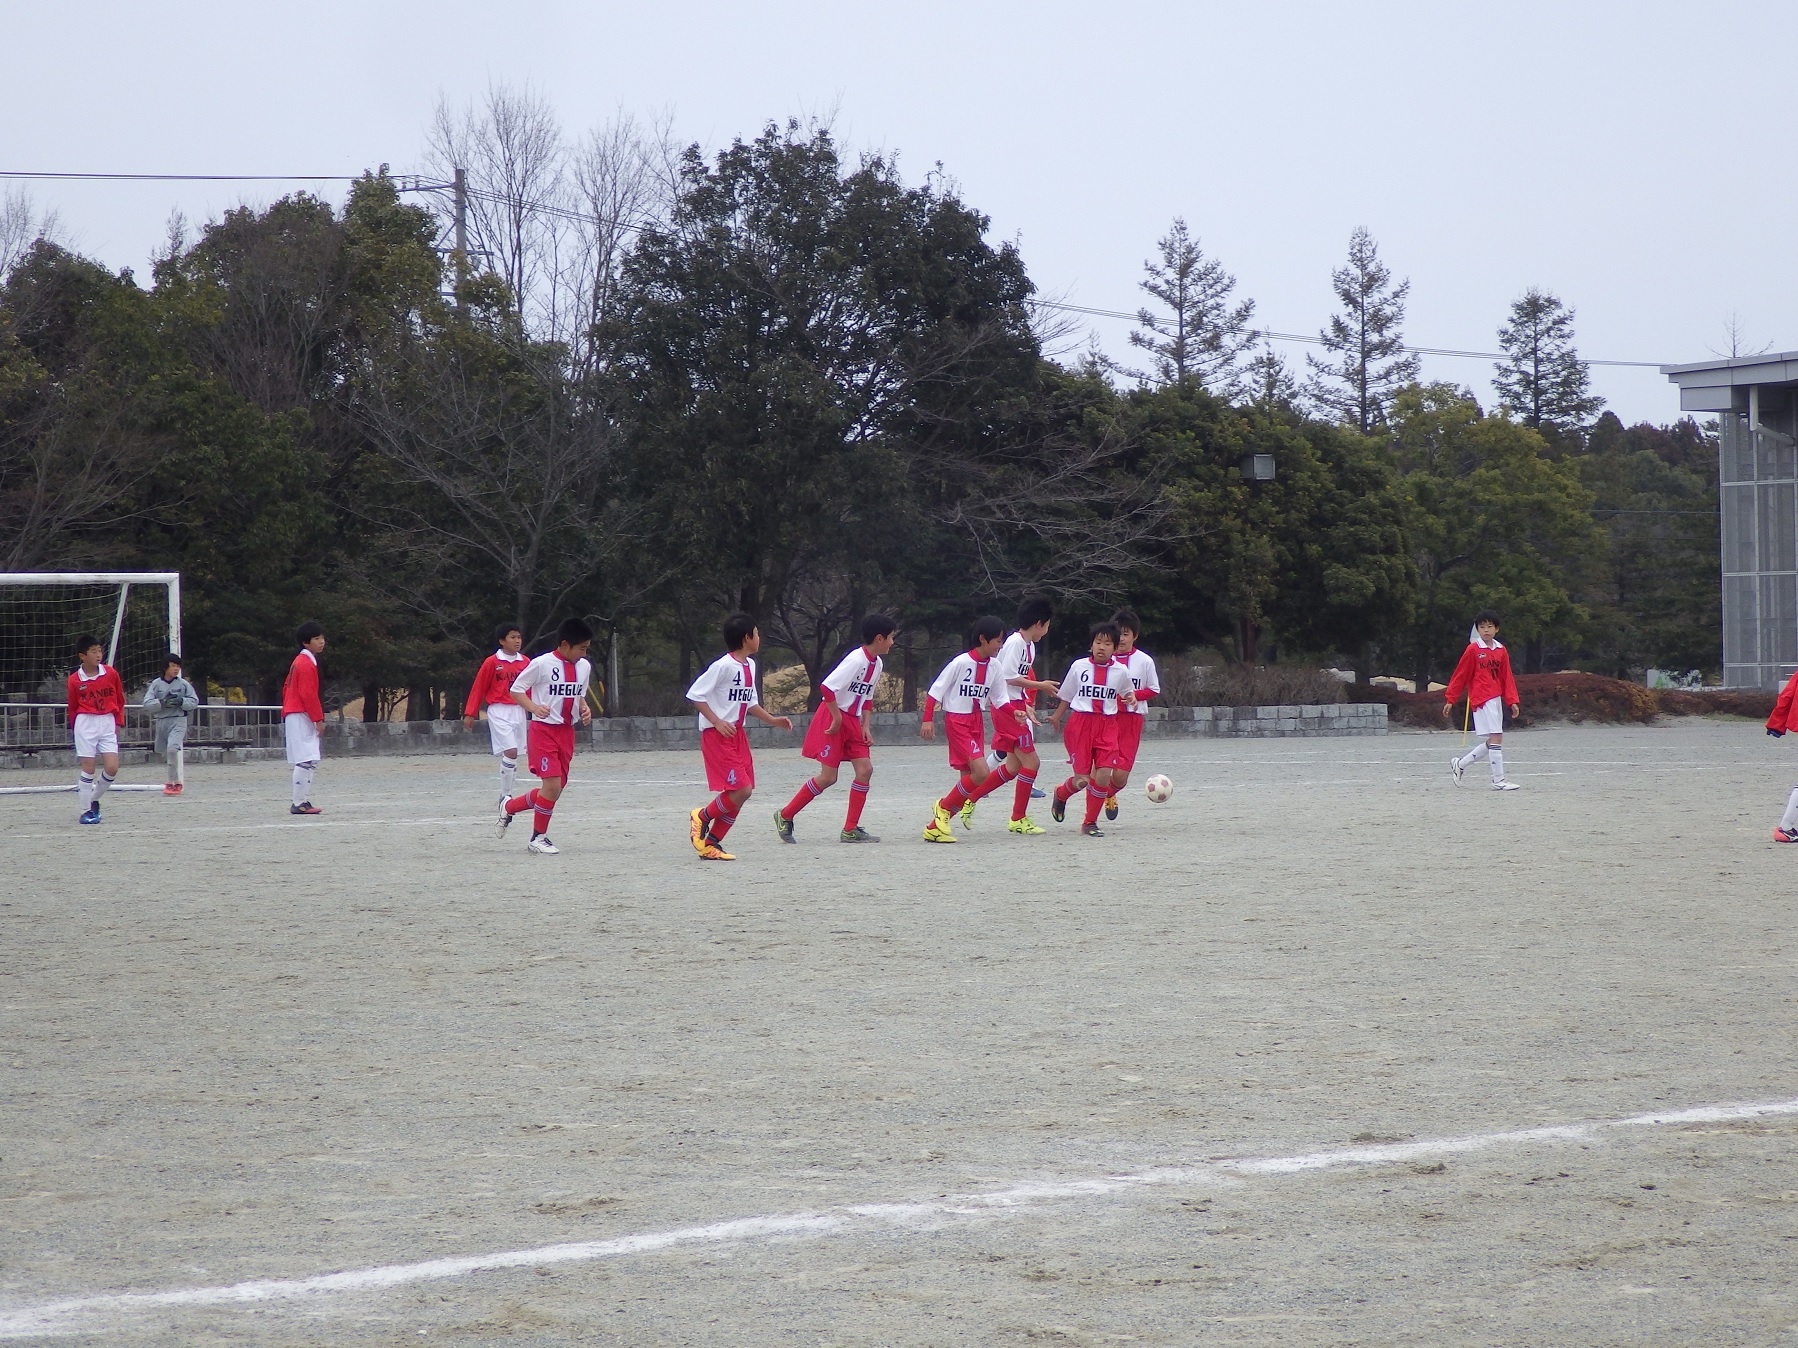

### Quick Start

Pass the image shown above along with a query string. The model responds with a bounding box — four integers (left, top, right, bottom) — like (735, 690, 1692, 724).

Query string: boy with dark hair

(1102, 608, 1161, 822)
(463, 621, 530, 806)
(981, 598, 1061, 835)
(687, 613, 793, 861)
(1048, 620, 1137, 837)
(67, 635, 126, 824)
(1766, 668, 1798, 841)
(144, 653, 200, 796)
(499, 618, 594, 855)
(919, 614, 1006, 843)
(282, 622, 327, 816)
(1444, 610, 1522, 792)
(774, 612, 896, 844)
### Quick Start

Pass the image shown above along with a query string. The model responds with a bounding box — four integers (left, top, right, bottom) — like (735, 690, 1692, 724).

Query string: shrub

(1351, 671, 1777, 729)
(1194, 665, 1350, 707)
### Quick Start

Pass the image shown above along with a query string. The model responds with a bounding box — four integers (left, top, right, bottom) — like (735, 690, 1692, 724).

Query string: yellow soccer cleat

(1007, 817, 1045, 836)
(689, 807, 708, 855)
(922, 821, 959, 843)
(699, 841, 736, 861)
(959, 799, 975, 830)
(931, 802, 953, 834)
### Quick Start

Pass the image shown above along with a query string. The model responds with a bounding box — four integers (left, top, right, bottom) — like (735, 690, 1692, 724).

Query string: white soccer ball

(1144, 774, 1173, 803)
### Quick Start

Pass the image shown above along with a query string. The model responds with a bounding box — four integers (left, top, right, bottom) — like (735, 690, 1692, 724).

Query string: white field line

(2, 1097, 1794, 1340)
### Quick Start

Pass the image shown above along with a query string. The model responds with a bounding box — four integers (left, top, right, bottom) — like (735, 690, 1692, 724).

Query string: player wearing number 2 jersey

(685, 613, 793, 861)
(918, 615, 1006, 843)
(775, 613, 896, 844)
(497, 618, 594, 855)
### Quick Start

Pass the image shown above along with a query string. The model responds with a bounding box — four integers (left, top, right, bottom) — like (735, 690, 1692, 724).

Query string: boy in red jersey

(1048, 620, 1137, 837)
(1444, 610, 1522, 792)
(919, 614, 1005, 843)
(980, 598, 1061, 835)
(1765, 668, 1798, 841)
(686, 613, 794, 861)
(282, 622, 327, 816)
(774, 613, 896, 844)
(462, 622, 530, 806)
(1101, 607, 1161, 823)
(67, 635, 126, 825)
(498, 618, 594, 855)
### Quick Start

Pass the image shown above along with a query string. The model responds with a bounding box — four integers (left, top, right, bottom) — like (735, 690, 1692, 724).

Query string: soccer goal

(0, 572, 183, 796)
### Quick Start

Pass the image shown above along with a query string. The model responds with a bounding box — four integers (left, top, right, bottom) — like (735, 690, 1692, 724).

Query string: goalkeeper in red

(1444, 610, 1522, 792)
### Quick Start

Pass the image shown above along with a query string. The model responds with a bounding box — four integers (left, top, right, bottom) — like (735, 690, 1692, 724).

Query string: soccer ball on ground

(1144, 774, 1173, 803)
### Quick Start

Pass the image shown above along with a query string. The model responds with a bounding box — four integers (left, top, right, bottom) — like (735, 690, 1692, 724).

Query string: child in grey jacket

(144, 654, 200, 795)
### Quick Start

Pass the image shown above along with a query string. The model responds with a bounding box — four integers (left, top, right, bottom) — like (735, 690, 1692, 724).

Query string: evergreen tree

(1124, 218, 1255, 397)
(1493, 287, 1602, 441)
(1243, 339, 1302, 416)
(1307, 227, 1420, 433)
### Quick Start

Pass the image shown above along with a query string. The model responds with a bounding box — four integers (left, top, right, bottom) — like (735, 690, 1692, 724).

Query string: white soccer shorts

(284, 712, 322, 765)
(1471, 696, 1506, 736)
(72, 713, 119, 759)
(485, 703, 527, 756)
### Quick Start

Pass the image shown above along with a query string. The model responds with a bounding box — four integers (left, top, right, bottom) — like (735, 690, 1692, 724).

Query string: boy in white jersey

(463, 622, 530, 806)
(1048, 620, 1136, 837)
(497, 618, 593, 855)
(980, 597, 1061, 835)
(1102, 607, 1161, 822)
(919, 615, 1005, 843)
(774, 613, 896, 844)
(687, 613, 794, 861)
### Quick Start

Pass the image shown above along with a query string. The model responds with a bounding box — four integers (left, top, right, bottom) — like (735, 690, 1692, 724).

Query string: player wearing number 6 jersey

(686, 613, 793, 861)
(919, 615, 1005, 843)
(774, 613, 896, 844)
(498, 618, 594, 855)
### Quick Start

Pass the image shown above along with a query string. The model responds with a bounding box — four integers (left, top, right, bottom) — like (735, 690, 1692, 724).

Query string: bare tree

(0, 190, 61, 279)
(1710, 312, 1774, 360)
(425, 85, 569, 332)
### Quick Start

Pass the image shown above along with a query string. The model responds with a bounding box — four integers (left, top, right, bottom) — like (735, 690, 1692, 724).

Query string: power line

(0, 168, 1676, 368)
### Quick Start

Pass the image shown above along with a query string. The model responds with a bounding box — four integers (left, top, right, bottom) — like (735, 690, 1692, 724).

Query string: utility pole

(452, 166, 468, 308)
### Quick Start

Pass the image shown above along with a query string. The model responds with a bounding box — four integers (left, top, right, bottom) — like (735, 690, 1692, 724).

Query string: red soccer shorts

(801, 703, 872, 765)
(1064, 711, 1123, 776)
(526, 722, 575, 783)
(989, 701, 1035, 756)
(700, 725, 756, 791)
(1113, 713, 1145, 772)
(943, 711, 986, 771)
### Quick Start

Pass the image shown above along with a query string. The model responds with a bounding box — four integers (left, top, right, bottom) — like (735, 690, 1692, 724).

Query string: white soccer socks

(291, 762, 316, 807)
(1780, 787, 1798, 831)
(499, 754, 518, 796)
(1488, 748, 1505, 784)
(1456, 742, 1490, 770)
(96, 770, 115, 799)
(77, 771, 96, 809)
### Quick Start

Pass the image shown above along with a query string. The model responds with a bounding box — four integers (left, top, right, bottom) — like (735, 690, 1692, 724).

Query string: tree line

(0, 103, 1717, 712)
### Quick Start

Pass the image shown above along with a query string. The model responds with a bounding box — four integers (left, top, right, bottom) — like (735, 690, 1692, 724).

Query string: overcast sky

(6, 0, 1788, 424)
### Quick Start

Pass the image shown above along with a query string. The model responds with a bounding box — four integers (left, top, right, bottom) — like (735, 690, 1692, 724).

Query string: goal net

(0, 573, 182, 700)
(0, 574, 182, 793)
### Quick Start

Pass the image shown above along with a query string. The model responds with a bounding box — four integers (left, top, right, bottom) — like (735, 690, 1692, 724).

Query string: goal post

(0, 572, 184, 795)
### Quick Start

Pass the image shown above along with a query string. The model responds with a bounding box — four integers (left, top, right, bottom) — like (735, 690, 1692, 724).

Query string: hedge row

(1349, 672, 1777, 729)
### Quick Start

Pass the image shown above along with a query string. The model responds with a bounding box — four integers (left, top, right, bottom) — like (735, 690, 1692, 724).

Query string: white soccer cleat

(527, 835, 560, 855)
(498, 792, 513, 811)
(1449, 756, 1464, 785)
(496, 804, 513, 838)
(1493, 781, 1520, 792)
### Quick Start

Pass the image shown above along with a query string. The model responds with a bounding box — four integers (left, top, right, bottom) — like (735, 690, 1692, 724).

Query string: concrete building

(1663, 353, 1798, 688)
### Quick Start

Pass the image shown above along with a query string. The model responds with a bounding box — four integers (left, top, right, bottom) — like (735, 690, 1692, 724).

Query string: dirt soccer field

(4, 719, 1798, 1345)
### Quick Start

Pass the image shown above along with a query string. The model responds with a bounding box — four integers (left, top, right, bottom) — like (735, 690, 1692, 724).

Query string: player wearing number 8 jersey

(498, 618, 594, 855)
(686, 613, 793, 860)
(775, 613, 896, 844)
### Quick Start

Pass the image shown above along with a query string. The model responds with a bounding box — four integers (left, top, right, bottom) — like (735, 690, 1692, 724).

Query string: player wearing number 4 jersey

(497, 619, 594, 855)
(919, 615, 1006, 843)
(686, 613, 793, 860)
(774, 613, 896, 844)
(1101, 608, 1160, 823)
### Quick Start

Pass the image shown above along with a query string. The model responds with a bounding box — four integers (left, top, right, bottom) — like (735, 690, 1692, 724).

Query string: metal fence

(0, 703, 287, 752)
